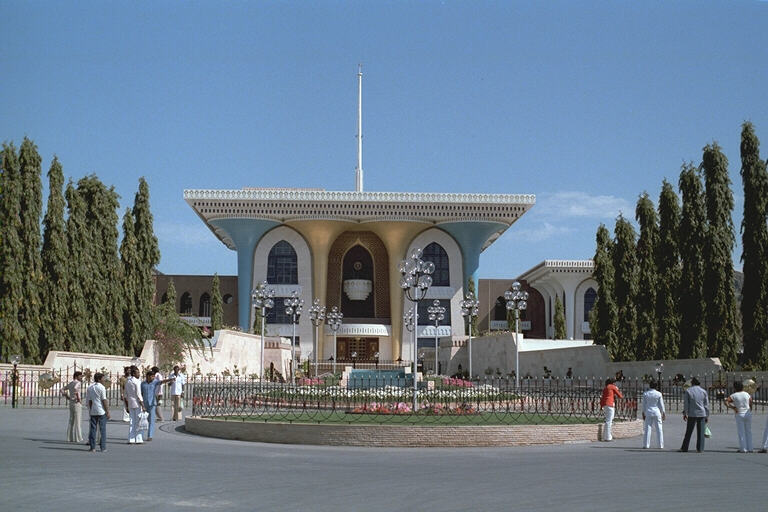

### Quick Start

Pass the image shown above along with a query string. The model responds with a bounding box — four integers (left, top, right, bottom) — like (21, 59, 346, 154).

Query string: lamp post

(374, 351, 380, 370)
(427, 299, 445, 376)
(251, 281, 275, 382)
(398, 247, 434, 413)
(308, 299, 326, 377)
(10, 354, 21, 409)
(326, 306, 343, 375)
(460, 293, 479, 380)
(504, 281, 528, 390)
(351, 351, 357, 369)
(655, 362, 664, 393)
(285, 291, 304, 385)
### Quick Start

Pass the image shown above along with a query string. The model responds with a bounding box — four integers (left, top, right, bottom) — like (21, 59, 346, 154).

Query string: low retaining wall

(185, 416, 642, 447)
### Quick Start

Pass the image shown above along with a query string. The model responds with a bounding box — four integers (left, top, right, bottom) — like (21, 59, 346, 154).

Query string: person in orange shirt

(600, 378, 624, 441)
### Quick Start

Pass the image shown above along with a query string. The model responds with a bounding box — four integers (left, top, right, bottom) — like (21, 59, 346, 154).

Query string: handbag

(122, 409, 130, 422)
(704, 424, 712, 438)
(138, 411, 149, 433)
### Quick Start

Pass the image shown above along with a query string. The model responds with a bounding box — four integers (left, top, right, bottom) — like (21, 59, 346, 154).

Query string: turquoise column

(210, 218, 280, 331)
(439, 222, 507, 295)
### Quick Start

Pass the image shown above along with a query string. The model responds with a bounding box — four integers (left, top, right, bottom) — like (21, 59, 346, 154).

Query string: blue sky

(3, 1, 768, 278)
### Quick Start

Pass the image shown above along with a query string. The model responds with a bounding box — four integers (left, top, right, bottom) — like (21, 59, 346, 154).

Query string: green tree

(18, 138, 44, 362)
(678, 164, 708, 358)
(590, 224, 619, 358)
(635, 193, 659, 360)
(132, 178, 161, 345)
(120, 208, 141, 355)
(40, 157, 70, 354)
(553, 295, 566, 339)
(153, 278, 204, 367)
(613, 215, 638, 361)
(65, 182, 90, 352)
(0, 143, 25, 362)
(701, 143, 739, 368)
(655, 180, 681, 359)
(211, 273, 223, 332)
(739, 122, 768, 369)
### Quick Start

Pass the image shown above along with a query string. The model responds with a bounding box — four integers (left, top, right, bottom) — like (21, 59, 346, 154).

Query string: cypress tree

(0, 143, 25, 362)
(635, 193, 659, 360)
(132, 178, 161, 345)
(120, 208, 141, 355)
(655, 180, 682, 359)
(701, 143, 739, 368)
(590, 224, 619, 358)
(211, 273, 223, 332)
(18, 138, 44, 362)
(553, 295, 566, 339)
(678, 164, 708, 358)
(40, 157, 70, 354)
(739, 122, 768, 369)
(65, 182, 90, 352)
(78, 176, 123, 354)
(613, 215, 638, 361)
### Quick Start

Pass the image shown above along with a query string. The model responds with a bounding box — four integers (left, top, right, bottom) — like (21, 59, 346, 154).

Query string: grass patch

(206, 412, 604, 426)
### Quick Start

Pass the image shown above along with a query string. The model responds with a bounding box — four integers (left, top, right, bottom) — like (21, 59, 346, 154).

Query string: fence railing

(190, 376, 638, 424)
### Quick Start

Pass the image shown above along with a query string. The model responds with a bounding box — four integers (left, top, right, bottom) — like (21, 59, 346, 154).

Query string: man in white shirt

(124, 366, 145, 444)
(86, 373, 111, 452)
(151, 366, 164, 421)
(169, 365, 186, 421)
(641, 380, 666, 449)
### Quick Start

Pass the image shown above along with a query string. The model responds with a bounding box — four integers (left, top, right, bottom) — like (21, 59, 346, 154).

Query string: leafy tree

(553, 295, 566, 339)
(655, 180, 681, 359)
(635, 193, 659, 360)
(590, 224, 619, 358)
(153, 278, 204, 367)
(120, 208, 141, 355)
(132, 178, 160, 345)
(211, 273, 223, 332)
(701, 143, 739, 368)
(613, 215, 638, 361)
(18, 138, 44, 362)
(0, 143, 25, 362)
(40, 157, 70, 354)
(739, 122, 768, 369)
(65, 182, 90, 352)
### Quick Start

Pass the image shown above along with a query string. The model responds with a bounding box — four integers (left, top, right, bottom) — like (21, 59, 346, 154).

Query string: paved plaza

(1, 407, 767, 511)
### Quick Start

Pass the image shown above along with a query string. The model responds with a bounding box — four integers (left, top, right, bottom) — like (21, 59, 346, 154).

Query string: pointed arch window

(423, 242, 450, 286)
(493, 296, 507, 321)
(584, 287, 597, 322)
(199, 293, 211, 317)
(180, 292, 193, 315)
(267, 241, 298, 284)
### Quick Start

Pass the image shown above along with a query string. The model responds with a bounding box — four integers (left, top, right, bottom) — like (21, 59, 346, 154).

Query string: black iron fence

(190, 376, 639, 424)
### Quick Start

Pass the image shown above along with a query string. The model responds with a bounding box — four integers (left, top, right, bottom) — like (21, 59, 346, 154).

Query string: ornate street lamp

(505, 281, 528, 389)
(308, 299, 326, 377)
(285, 291, 304, 385)
(325, 306, 343, 375)
(398, 247, 434, 412)
(427, 299, 446, 376)
(655, 362, 664, 393)
(351, 351, 358, 369)
(10, 354, 21, 409)
(374, 351, 380, 370)
(460, 293, 479, 380)
(251, 281, 275, 382)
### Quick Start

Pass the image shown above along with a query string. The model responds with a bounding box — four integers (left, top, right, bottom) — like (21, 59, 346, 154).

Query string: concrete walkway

(1, 407, 767, 511)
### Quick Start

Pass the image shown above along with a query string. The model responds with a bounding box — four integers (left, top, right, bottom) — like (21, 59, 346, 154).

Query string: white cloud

(534, 191, 633, 220)
(155, 221, 217, 246)
(511, 221, 576, 243)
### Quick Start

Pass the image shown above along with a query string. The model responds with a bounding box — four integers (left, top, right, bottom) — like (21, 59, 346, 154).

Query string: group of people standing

(601, 376, 768, 453)
(61, 365, 187, 452)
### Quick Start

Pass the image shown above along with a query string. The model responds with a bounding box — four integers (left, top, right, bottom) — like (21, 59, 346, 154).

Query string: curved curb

(185, 416, 643, 447)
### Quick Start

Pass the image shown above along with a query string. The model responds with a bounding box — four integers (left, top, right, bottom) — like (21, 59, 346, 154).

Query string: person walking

(680, 377, 710, 452)
(169, 365, 186, 421)
(151, 366, 164, 421)
(725, 380, 753, 453)
(124, 366, 145, 444)
(86, 373, 110, 452)
(600, 378, 623, 442)
(61, 371, 84, 443)
(641, 380, 666, 449)
(141, 370, 175, 441)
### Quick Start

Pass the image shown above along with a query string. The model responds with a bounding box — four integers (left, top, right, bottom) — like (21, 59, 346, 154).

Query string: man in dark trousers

(680, 377, 709, 452)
